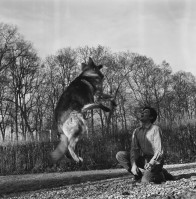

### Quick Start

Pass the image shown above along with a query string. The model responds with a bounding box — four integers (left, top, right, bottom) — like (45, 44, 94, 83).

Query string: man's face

(140, 109, 152, 122)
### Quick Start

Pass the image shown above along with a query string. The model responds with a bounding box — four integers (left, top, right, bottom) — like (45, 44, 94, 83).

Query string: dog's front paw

(79, 157, 83, 162)
(78, 157, 83, 165)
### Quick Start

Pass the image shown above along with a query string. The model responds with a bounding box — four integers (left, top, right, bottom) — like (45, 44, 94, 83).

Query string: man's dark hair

(143, 106, 157, 123)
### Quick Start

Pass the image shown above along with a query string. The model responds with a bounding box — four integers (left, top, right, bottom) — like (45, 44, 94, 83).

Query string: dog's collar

(81, 79, 95, 93)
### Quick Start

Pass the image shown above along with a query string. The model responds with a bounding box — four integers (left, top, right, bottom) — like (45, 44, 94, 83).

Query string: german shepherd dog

(50, 57, 114, 164)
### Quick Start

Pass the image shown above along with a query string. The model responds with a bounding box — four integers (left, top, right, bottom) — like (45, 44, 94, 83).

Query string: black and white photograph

(0, 0, 196, 198)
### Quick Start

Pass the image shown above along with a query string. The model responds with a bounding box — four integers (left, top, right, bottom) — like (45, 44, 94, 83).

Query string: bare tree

(0, 23, 41, 141)
(170, 71, 196, 122)
(8, 41, 40, 141)
(0, 70, 12, 141)
(0, 23, 28, 73)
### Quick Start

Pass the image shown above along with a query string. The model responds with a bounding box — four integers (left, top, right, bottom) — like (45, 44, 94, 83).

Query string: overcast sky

(0, 0, 196, 75)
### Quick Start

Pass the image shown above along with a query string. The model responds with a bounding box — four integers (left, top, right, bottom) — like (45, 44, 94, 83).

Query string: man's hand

(144, 163, 153, 171)
(131, 164, 140, 175)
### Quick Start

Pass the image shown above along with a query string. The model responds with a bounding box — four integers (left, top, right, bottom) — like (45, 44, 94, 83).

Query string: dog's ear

(88, 57, 94, 66)
(98, 65, 103, 70)
(88, 57, 103, 70)
(81, 63, 88, 71)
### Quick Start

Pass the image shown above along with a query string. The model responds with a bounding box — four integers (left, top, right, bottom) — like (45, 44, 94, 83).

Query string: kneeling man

(116, 106, 174, 183)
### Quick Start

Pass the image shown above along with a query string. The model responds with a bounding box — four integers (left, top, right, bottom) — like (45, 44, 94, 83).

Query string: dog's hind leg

(68, 137, 83, 163)
(50, 133, 69, 164)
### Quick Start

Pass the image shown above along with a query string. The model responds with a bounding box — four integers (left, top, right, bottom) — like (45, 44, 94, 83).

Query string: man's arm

(149, 126, 164, 166)
(130, 129, 140, 165)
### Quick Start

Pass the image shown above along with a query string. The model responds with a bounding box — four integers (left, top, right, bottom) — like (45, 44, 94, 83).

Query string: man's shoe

(162, 168, 175, 181)
(132, 174, 142, 183)
(132, 177, 141, 183)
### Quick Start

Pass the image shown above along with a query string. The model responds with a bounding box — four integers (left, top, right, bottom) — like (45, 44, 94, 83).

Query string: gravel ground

(2, 167, 196, 199)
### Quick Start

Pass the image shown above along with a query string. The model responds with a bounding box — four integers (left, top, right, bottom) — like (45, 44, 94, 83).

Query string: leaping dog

(50, 57, 115, 164)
